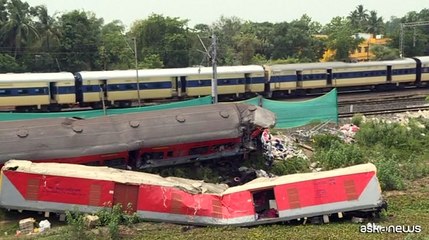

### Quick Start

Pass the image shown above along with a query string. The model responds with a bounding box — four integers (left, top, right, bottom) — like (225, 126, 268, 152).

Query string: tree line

(0, 0, 429, 73)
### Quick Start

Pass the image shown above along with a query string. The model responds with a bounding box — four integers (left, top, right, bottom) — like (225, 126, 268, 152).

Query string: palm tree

(348, 11, 359, 31)
(355, 5, 369, 21)
(348, 5, 369, 32)
(34, 5, 59, 50)
(0, 0, 39, 58)
(367, 11, 384, 38)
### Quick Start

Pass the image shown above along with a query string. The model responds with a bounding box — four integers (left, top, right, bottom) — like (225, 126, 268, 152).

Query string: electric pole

(133, 38, 142, 107)
(400, 21, 429, 58)
(211, 34, 218, 104)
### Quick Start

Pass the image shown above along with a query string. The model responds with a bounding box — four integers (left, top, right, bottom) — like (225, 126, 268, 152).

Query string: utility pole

(211, 34, 218, 104)
(400, 21, 429, 58)
(133, 38, 142, 107)
(194, 31, 218, 103)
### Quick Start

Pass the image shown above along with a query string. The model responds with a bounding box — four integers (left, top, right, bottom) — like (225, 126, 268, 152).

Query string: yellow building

(320, 33, 390, 62)
(350, 33, 389, 61)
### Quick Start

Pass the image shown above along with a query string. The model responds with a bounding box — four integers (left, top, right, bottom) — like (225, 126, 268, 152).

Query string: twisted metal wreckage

(0, 103, 386, 226)
(0, 103, 276, 168)
(0, 161, 386, 226)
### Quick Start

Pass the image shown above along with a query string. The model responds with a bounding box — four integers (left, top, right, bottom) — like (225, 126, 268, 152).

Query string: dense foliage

(312, 118, 429, 190)
(0, 1, 428, 72)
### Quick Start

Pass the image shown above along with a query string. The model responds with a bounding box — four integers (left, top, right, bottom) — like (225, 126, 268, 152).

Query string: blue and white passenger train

(1, 56, 429, 111)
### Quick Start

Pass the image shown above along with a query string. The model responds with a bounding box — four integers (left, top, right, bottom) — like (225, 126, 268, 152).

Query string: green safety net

(0, 90, 338, 129)
(0, 96, 212, 122)
(242, 89, 338, 129)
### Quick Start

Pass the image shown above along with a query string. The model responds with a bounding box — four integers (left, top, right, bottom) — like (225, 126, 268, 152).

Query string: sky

(27, 0, 428, 29)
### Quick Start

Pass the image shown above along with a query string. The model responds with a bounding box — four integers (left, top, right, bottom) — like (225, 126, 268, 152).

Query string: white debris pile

(309, 162, 322, 173)
(261, 130, 308, 163)
(337, 124, 360, 143)
(392, 110, 429, 126)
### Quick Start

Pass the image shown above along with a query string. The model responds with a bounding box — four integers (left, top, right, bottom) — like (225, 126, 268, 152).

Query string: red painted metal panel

(220, 191, 255, 218)
(137, 185, 255, 219)
(274, 172, 375, 211)
(113, 183, 139, 213)
(4, 171, 114, 206)
(138, 185, 223, 217)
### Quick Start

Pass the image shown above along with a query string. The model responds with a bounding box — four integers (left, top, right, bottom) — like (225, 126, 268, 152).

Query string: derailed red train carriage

(0, 161, 386, 226)
(0, 103, 275, 169)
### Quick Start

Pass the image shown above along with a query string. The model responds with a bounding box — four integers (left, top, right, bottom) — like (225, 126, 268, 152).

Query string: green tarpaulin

(0, 96, 212, 121)
(243, 89, 338, 129)
(0, 89, 338, 129)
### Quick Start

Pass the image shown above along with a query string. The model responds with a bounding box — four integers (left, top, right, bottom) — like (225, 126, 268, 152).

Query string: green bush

(401, 156, 429, 181)
(271, 157, 310, 175)
(315, 141, 365, 170)
(351, 113, 364, 126)
(96, 203, 141, 239)
(355, 121, 407, 148)
(373, 155, 405, 191)
(65, 209, 89, 240)
(312, 134, 342, 150)
(355, 120, 428, 154)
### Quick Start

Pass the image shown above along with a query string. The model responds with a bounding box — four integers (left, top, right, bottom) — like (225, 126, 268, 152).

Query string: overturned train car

(0, 161, 386, 226)
(0, 103, 276, 168)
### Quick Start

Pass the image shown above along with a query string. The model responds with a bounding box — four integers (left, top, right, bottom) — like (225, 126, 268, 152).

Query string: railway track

(339, 105, 429, 118)
(338, 95, 427, 106)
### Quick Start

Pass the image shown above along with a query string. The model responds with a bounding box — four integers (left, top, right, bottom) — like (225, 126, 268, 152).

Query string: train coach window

(108, 84, 120, 90)
(189, 146, 209, 155)
(84, 161, 100, 166)
(143, 152, 164, 160)
(211, 144, 225, 152)
(34, 88, 46, 95)
(17, 89, 29, 95)
(125, 84, 136, 90)
(104, 158, 125, 167)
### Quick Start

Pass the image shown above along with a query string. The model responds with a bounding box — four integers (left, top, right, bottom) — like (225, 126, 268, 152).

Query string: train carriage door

(327, 69, 333, 86)
(113, 183, 139, 213)
(245, 73, 251, 93)
(264, 67, 271, 97)
(75, 74, 83, 105)
(296, 70, 303, 88)
(412, 57, 422, 84)
(49, 82, 57, 102)
(173, 77, 178, 96)
(387, 65, 392, 83)
(180, 76, 187, 97)
(99, 79, 108, 102)
(252, 188, 278, 220)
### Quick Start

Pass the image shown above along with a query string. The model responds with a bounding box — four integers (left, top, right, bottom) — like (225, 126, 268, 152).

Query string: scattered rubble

(15, 218, 51, 236)
(261, 129, 308, 164)
(338, 124, 360, 143)
(84, 215, 100, 228)
(18, 218, 35, 235)
(226, 166, 276, 186)
(39, 219, 51, 232)
(392, 110, 429, 127)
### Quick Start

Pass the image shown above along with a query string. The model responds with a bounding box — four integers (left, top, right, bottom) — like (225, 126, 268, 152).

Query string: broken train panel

(0, 161, 385, 226)
(0, 103, 276, 168)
